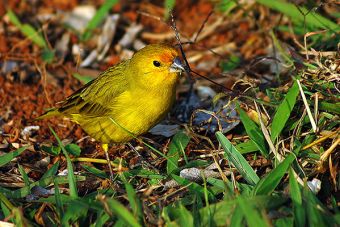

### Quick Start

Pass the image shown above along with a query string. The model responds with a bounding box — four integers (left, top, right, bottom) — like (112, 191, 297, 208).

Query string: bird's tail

(34, 108, 61, 121)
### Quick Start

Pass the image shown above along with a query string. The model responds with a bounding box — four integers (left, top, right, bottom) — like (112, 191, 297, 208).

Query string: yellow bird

(38, 44, 185, 175)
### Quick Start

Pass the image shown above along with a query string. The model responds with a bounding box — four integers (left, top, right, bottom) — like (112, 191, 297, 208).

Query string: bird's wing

(57, 61, 129, 117)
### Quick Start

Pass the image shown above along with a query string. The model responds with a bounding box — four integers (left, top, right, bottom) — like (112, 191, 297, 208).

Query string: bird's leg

(102, 143, 115, 182)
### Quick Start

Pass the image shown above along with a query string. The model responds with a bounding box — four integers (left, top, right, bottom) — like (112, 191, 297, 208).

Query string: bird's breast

(114, 85, 176, 133)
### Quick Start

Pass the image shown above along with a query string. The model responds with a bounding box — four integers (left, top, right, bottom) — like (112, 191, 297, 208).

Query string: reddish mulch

(0, 74, 85, 144)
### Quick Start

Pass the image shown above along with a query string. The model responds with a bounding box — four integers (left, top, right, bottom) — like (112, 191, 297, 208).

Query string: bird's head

(129, 44, 185, 89)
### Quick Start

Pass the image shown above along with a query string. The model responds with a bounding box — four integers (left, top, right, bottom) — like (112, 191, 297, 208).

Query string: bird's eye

(153, 61, 161, 67)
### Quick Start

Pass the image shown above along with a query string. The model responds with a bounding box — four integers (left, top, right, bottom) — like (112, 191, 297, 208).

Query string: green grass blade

(216, 132, 260, 186)
(163, 203, 194, 226)
(101, 197, 141, 227)
(73, 73, 94, 85)
(82, 0, 119, 40)
(167, 131, 190, 174)
(13, 207, 29, 226)
(230, 205, 244, 227)
(164, 0, 176, 19)
(39, 194, 102, 210)
(269, 30, 293, 65)
(199, 195, 287, 226)
(221, 55, 241, 72)
(50, 126, 78, 198)
(41, 145, 61, 156)
(303, 186, 333, 225)
(41, 161, 60, 179)
(0, 175, 85, 199)
(175, 204, 194, 227)
(253, 153, 295, 195)
(319, 101, 340, 115)
(6, 10, 47, 48)
(6, 9, 21, 27)
(256, 0, 340, 31)
(0, 146, 28, 167)
(18, 164, 30, 186)
(199, 198, 236, 226)
(235, 140, 258, 154)
(114, 219, 126, 227)
(0, 186, 14, 197)
(202, 174, 211, 225)
(274, 217, 294, 226)
(65, 143, 81, 157)
(0, 192, 15, 211)
(271, 80, 299, 141)
(54, 178, 64, 219)
(237, 195, 269, 227)
(171, 174, 216, 201)
(82, 165, 108, 179)
(41, 49, 55, 63)
(289, 168, 305, 227)
(93, 211, 110, 227)
(120, 174, 143, 225)
(236, 103, 268, 157)
(0, 201, 12, 223)
(217, 0, 237, 12)
(20, 24, 48, 48)
(207, 177, 253, 196)
(61, 200, 89, 226)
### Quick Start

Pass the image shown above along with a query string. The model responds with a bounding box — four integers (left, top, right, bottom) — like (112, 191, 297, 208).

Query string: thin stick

(297, 80, 317, 132)
(314, 92, 319, 127)
(170, 12, 191, 72)
(302, 130, 339, 150)
(253, 101, 283, 162)
(192, 10, 214, 43)
(34, 61, 53, 105)
(102, 144, 115, 181)
(190, 69, 237, 96)
(320, 137, 340, 162)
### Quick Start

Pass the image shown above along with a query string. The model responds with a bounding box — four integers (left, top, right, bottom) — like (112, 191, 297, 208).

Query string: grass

(1, 61, 338, 225)
(1, 0, 339, 226)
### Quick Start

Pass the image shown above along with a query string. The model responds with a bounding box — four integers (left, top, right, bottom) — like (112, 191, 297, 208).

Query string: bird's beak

(170, 57, 185, 73)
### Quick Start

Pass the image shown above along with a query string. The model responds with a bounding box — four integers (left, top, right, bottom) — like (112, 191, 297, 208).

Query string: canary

(38, 44, 184, 146)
